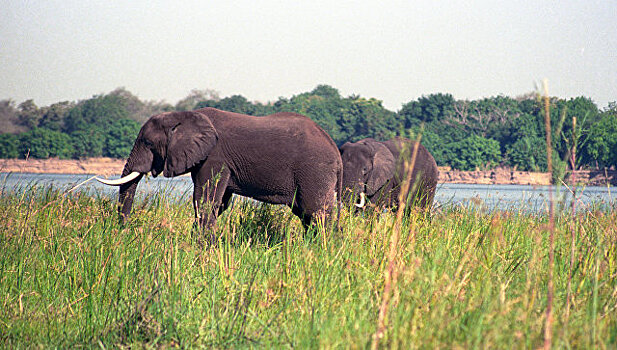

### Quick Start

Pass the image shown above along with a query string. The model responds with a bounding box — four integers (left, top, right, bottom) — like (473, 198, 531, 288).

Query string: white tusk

(354, 192, 366, 208)
(95, 171, 141, 186)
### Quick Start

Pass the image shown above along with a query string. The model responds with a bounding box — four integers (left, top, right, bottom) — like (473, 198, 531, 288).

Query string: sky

(1, 0, 616, 111)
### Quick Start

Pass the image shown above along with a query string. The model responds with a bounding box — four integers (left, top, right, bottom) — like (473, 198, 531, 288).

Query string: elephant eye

(143, 139, 154, 148)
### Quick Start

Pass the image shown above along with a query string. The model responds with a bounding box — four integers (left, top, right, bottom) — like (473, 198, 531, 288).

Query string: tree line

(1, 85, 616, 176)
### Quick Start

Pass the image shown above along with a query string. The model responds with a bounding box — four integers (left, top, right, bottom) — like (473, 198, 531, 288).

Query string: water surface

(1, 173, 614, 213)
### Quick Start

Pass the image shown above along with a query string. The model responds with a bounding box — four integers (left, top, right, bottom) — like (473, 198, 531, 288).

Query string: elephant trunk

(118, 166, 144, 223)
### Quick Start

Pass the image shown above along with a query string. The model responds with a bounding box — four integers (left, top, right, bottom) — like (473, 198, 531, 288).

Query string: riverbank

(1, 158, 615, 186)
(0, 157, 126, 177)
(438, 166, 617, 186)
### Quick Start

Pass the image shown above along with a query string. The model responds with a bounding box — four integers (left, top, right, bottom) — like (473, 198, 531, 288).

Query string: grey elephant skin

(339, 137, 438, 210)
(108, 107, 343, 238)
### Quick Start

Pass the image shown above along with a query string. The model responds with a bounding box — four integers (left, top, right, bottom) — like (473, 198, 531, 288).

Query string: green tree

(70, 129, 105, 158)
(342, 96, 398, 142)
(584, 113, 617, 168)
(64, 94, 129, 134)
(19, 128, 74, 159)
(17, 99, 42, 130)
(446, 135, 501, 171)
(197, 95, 252, 115)
(274, 85, 400, 145)
(457, 96, 523, 143)
(275, 86, 348, 144)
(38, 101, 73, 131)
(104, 118, 141, 158)
(423, 118, 468, 146)
(498, 112, 545, 169)
(399, 93, 456, 126)
(505, 136, 547, 171)
(219, 95, 254, 114)
(195, 95, 276, 116)
(310, 84, 341, 99)
(0, 133, 20, 158)
(547, 97, 597, 161)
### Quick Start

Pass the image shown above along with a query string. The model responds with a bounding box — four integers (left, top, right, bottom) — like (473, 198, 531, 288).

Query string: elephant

(339, 137, 438, 211)
(97, 107, 343, 241)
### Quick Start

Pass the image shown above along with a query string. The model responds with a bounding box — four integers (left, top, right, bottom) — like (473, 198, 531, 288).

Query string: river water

(1, 173, 614, 214)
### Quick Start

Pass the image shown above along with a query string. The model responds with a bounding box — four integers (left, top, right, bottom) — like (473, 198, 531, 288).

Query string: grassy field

(0, 185, 615, 348)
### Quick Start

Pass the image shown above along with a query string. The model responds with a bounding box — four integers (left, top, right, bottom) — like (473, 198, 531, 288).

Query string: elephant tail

(336, 166, 342, 232)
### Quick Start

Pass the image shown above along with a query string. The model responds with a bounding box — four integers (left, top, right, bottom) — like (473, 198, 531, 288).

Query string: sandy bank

(0, 157, 125, 177)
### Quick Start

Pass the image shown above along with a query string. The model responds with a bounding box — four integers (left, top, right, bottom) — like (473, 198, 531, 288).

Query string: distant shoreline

(1, 158, 615, 186)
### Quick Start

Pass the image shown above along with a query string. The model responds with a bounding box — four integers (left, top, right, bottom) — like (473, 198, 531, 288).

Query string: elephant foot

(191, 220, 218, 248)
(206, 231, 218, 247)
(194, 231, 218, 249)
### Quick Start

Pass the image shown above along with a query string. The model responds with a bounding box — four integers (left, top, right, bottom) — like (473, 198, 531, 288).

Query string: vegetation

(1, 86, 616, 174)
(0, 184, 615, 348)
(0, 89, 171, 160)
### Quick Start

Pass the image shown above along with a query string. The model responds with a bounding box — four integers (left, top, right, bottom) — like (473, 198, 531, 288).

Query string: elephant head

(339, 138, 395, 208)
(97, 111, 218, 221)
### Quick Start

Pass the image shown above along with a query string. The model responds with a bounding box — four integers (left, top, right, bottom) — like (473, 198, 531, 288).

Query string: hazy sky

(1, 0, 616, 110)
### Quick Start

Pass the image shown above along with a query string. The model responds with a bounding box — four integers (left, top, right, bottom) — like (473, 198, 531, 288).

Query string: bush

(19, 128, 75, 159)
(584, 113, 617, 168)
(446, 135, 501, 170)
(104, 118, 141, 158)
(0, 133, 20, 158)
(505, 136, 547, 171)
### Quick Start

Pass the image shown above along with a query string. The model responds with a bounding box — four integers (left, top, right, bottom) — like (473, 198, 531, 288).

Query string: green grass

(0, 186, 616, 348)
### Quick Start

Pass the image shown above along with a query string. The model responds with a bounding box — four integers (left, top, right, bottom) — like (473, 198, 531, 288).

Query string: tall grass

(0, 185, 615, 348)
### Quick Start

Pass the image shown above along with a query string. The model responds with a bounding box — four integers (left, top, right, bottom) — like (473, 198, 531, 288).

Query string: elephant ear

(164, 111, 218, 177)
(366, 142, 396, 196)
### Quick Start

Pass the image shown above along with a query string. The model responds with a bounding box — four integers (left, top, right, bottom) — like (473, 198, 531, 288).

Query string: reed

(542, 80, 556, 349)
(566, 116, 578, 323)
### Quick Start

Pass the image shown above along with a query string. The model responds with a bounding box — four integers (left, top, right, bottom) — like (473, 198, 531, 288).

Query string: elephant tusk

(96, 171, 141, 186)
(354, 192, 366, 208)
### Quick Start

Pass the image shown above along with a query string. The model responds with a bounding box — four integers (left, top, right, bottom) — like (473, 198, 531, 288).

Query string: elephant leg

(417, 180, 437, 210)
(192, 163, 231, 243)
(293, 170, 338, 233)
(291, 192, 335, 233)
(218, 189, 233, 216)
(291, 205, 312, 232)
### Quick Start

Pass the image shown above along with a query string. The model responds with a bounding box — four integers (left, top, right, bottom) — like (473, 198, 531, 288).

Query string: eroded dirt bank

(0, 158, 125, 177)
(1, 158, 615, 186)
(439, 167, 616, 186)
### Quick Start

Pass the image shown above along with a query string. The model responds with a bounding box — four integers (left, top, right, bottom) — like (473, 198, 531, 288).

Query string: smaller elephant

(339, 137, 438, 211)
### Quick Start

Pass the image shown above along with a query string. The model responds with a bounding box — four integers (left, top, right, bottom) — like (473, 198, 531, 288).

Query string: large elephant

(339, 137, 438, 210)
(97, 108, 342, 239)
